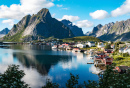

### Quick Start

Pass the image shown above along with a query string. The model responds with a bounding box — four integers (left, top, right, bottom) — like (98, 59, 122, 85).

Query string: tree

(0, 65, 29, 88)
(66, 73, 79, 88)
(42, 79, 59, 88)
(105, 43, 111, 49)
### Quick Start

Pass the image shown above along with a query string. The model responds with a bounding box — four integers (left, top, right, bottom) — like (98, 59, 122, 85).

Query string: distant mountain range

(87, 19, 130, 41)
(1, 8, 76, 42)
(0, 28, 10, 38)
(61, 20, 84, 36)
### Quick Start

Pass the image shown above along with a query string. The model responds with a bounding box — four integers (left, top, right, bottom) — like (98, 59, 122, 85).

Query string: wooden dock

(94, 61, 105, 67)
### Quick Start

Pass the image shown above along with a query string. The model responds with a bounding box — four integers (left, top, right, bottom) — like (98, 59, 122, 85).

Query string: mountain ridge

(0, 28, 10, 38)
(61, 19, 84, 36)
(2, 8, 75, 42)
(88, 19, 130, 41)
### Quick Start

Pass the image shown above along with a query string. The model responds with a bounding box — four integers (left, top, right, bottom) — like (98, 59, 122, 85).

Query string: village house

(119, 47, 130, 55)
(62, 43, 69, 48)
(87, 41, 95, 47)
(97, 53, 106, 59)
(102, 56, 113, 65)
(111, 44, 115, 49)
(76, 43, 86, 48)
(115, 66, 130, 73)
(104, 49, 113, 53)
(97, 42, 105, 48)
(72, 47, 81, 52)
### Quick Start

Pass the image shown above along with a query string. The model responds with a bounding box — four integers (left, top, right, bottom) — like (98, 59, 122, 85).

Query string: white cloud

(111, 0, 130, 17)
(60, 15, 80, 22)
(90, 10, 109, 19)
(62, 8, 68, 10)
(0, 0, 54, 20)
(2, 19, 14, 26)
(76, 20, 94, 28)
(57, 4, 63, 7)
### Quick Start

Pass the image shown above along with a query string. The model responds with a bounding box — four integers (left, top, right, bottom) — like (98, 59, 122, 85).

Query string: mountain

(0, 28, 10, 38)
(2, 8, 75, 42)
(61, 20, 84, 36)
(88, 19, 130, 41)
(85, 31, 91, 36)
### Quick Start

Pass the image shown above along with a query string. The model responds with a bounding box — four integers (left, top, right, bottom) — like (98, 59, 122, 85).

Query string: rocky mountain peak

(37, 8, 51, 19)
(62, 20, 72, 26)
(61, 19, 84, 36)
(0, 28, 10, 34)
(97, 24, 103, 29)
(2, 8, 75, 42)
(88, 19, 130, 41)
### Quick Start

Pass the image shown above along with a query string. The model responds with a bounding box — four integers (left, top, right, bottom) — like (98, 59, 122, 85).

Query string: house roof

(103, 56, 111, 59)
(97, 53, 105, 55)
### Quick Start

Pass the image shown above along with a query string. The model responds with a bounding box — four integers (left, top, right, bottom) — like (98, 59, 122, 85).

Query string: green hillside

(62, 36, 101, 42)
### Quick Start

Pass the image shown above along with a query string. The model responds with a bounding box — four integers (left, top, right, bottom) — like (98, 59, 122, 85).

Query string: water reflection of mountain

(13, 53, 72, 75)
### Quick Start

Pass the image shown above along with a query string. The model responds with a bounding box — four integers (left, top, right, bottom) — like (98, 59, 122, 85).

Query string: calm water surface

(0, 45, 99, 88)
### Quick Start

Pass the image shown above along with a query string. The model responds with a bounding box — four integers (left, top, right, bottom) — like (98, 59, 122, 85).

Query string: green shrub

(122, 52, 130, 57)
(0, 65, 29, 88)
(114, 56, 124, 60)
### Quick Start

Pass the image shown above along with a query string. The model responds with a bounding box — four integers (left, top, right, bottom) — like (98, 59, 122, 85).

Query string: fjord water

(0, 45, 99, 88)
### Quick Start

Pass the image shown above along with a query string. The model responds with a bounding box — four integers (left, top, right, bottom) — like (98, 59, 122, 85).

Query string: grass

(80, 46, 98, 50)
(62, 36, 101, 42)
(112, 55, 130, 66)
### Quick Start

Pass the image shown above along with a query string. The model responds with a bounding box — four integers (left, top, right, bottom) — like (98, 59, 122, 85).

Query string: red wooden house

(97, 53, 106, 59)
(104, 49, 112, 53)
(102, 56, 113, 65)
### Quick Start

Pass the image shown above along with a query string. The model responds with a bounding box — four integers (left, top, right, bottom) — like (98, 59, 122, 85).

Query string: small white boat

(52, 45, 58, 49)
(84, 51, 87, 54)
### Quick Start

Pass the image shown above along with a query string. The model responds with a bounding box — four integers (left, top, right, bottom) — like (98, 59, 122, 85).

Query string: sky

(0, 0, 130, 33)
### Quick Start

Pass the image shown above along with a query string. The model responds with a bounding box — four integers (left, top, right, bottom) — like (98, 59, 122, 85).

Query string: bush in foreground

(0, 65, 130, 88)
(0, 65, 29, 88)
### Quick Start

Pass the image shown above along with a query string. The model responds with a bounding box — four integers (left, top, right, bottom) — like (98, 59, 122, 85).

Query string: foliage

(81, 46, 97, 50)
(0, 65, 29, 88)
(105, 43, 111, 49)
(42, 79, 59, 88)
(1, 65, 130, 88)
(113, 57, 130, 66)
(122, 52, 130, 57)
(66, 73, 79, 88)
(63, 36, 101, 42)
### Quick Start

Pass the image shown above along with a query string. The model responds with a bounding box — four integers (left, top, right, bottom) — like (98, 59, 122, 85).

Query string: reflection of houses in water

(89, 65, 106, 75)
(13, 53, 72, 75)
(76, 53, 84, 60)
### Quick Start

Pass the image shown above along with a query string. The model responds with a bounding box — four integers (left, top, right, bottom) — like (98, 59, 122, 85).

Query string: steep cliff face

(0, 28, 10, 38)
(3, 8, 74, 42)
(88, 19, 130, 41)
(61, 20, 84, 36)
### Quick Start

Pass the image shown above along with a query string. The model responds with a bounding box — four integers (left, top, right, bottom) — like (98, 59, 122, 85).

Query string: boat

(84, 51, 87, 54)
(52, 45, 58, 49)
(72, 48, 81, 52)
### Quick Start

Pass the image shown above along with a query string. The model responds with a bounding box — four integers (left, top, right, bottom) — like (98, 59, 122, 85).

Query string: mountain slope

(88, 19, 130, 41)
(0, 28, 10, 38)
(2, 8, 75, 42)
(61, 20, 84, 36)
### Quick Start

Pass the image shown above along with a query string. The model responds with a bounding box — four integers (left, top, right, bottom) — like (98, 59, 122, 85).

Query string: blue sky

(0, 0, 130, 33)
